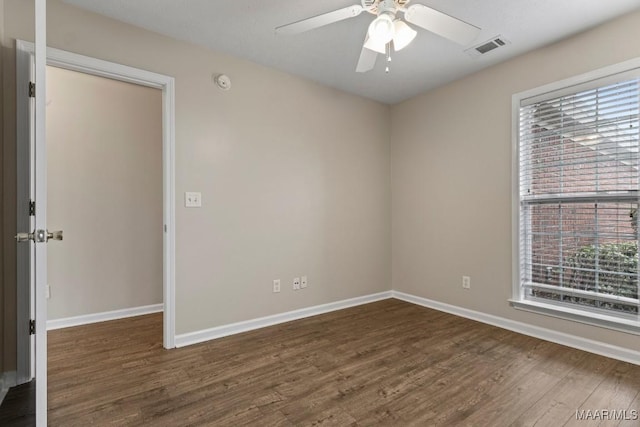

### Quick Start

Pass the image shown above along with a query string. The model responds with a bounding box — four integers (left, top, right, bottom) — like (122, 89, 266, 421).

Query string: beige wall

(46, 66, 163, 319)
(2, 0, 391, 335)
(391, 10, 640, 353)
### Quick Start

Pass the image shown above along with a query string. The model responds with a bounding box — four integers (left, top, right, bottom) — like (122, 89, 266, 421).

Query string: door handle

(47, 230, 63, 241)
(15, 232, 35, 242)
(14, 230, 63, 243)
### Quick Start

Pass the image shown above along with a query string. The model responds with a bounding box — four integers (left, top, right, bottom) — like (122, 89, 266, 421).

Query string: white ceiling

(61, 0, 640, 104)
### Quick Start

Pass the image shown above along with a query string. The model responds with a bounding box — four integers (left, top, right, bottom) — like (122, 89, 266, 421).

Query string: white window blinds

(518, 76, 640, 317)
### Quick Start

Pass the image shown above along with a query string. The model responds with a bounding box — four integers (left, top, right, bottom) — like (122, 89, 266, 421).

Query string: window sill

(509, 298, 640, 336)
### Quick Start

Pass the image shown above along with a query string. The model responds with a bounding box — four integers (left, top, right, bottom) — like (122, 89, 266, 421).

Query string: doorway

(14, 43, 176, 417)
(46, 65, 164, 329)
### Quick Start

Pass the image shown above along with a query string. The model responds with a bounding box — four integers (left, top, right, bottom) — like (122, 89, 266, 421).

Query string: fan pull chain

(385, 42, 392, 73)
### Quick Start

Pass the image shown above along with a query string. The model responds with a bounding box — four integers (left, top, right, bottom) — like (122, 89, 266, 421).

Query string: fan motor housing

(362, 0, 410, 14)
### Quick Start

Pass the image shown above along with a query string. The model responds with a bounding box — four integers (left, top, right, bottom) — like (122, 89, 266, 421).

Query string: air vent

(465, 35, 510, 58)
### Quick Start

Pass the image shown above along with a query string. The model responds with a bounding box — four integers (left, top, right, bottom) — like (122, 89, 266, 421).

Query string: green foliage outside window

(565, 242, 638, 313)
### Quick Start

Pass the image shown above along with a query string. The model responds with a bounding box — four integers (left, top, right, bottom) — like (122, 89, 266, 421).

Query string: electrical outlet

(301, 276, 308, 289)
(273, 279, 281, 293)
(293, 277, 301, 290)
(462, 276, 471, 289)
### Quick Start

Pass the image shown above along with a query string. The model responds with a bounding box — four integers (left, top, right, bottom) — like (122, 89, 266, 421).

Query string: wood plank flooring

(0, 380, 35, 426)
(47, 299, 640, 426)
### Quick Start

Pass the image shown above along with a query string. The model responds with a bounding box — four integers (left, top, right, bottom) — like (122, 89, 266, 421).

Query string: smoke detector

(213, 74, 231, 91)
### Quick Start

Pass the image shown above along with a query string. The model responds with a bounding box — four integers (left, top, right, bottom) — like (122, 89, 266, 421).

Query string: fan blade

(404, 4, 480, 45)
(356, 36, 378, 73)
(276, 5, 364, 35)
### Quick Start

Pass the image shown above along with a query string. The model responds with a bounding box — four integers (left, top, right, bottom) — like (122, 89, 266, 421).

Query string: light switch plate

(185, 192, 202, 208)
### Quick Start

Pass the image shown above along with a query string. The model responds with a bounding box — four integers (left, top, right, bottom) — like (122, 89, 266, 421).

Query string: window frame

(511, 58, 640, 335)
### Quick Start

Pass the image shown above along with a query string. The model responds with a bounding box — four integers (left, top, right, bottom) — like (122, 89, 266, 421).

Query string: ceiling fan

(276, 0, 481, 73)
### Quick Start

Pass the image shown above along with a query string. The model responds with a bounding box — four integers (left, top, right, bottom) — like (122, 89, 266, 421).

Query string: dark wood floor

(0, 380, 35, 426)
(48, 299, 640, 426)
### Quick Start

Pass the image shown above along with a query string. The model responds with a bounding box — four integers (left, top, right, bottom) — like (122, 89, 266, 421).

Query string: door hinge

(29, 319, 35, 335)
(29, 82, 36, 98)
(29, 200, 35, 216)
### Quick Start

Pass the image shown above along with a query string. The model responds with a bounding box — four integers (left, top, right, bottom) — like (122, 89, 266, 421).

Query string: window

(513, 61, 640, 333)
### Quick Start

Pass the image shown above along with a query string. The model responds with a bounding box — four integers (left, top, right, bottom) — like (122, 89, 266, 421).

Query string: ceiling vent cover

(465, 35, 510, 58)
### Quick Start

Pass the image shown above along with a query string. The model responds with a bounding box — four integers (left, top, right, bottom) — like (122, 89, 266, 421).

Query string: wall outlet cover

(185, 192, 202, 208)
(462, 276, 471, 289)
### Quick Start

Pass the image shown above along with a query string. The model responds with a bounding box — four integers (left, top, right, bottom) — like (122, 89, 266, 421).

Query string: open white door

(16, 1, 48, 424)
(15, 41, 35, 386)
(14, 3, 48, 425)
(14, 4, 47, 426)
(34, 1, 48, 424)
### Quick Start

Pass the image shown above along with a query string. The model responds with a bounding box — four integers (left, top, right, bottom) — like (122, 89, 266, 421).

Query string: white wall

(2, 0, 392, 335)
(46, 66, 163, 319)
(391, 10, 640, 353)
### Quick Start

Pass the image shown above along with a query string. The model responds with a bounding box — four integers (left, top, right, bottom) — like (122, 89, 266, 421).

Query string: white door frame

(16, 42, 177, 352)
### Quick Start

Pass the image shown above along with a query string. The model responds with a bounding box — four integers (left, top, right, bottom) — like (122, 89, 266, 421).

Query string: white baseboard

(392, 291, 640, 366)
(47, 304, 163, 330)
(175, 291, 393, 348)
(141, 289, 637, 365)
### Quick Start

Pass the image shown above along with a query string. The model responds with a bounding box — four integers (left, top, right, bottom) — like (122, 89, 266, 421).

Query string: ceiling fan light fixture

(368, 12, 395, 45)
(275, 1, 482, 74)
(393, 20, 417, 51)
(363, 34, 387, 54)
